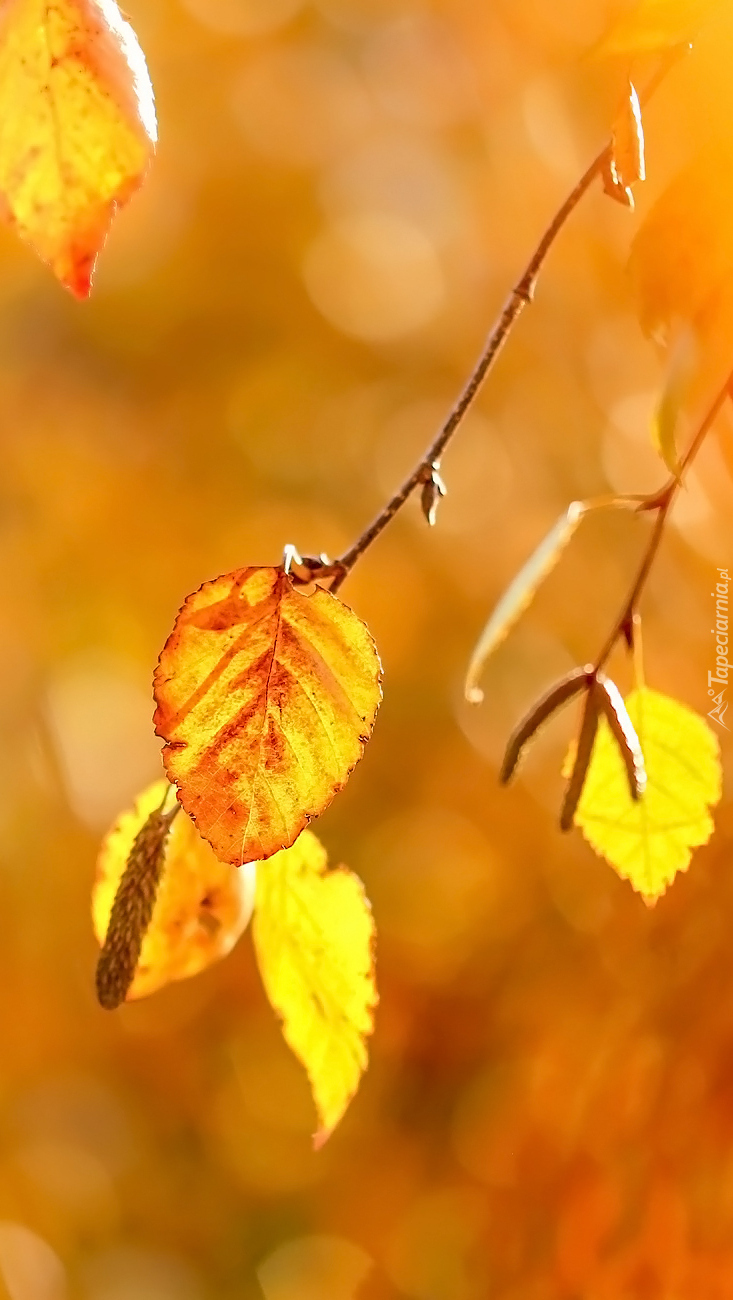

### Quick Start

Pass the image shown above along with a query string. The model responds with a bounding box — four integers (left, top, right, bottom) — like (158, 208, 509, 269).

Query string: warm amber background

(0, 0, 732, 1296)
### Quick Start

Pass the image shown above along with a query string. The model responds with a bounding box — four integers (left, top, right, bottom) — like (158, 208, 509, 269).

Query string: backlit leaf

(630, 144, 733, 402)
(252, 828, 377, 1146)
(93, 780, 256, 1004)
(564, 688, 722, 903)
(0, 0, 157, 296)
(594, 0, 721, 55)
(465, 502, 586, 704)
(153, 566, 383, 866)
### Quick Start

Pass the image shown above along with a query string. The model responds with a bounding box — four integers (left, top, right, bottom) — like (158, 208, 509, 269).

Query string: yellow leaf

(565, 688, 722, 903)
(93, 780, 256, 1003)
(0, 0, 156, 296)
(252, 828, 377, 1145)
(594, 0, 721, 54)
(153, 566, 383, 866)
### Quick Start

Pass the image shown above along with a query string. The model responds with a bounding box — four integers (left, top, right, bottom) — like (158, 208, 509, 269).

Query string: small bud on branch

(419, 462, 447, 528)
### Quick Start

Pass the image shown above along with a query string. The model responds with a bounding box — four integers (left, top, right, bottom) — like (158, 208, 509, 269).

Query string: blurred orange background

(0, 0, 732, 1295)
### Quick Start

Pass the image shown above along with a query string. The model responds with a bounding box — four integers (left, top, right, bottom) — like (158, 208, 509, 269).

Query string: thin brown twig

(332, 152, 607, 586)
(331, 51, 685, 591)
(594, 369, 733, 673)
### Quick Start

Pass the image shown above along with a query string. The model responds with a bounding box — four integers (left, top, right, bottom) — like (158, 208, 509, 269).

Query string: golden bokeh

(0, 0, 731, 1295)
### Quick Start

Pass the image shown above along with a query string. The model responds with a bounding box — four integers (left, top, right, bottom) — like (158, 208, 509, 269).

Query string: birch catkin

(95, 809, 173, 1010)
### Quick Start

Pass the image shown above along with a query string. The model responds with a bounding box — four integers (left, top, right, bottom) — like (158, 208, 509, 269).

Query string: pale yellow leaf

(252, 828, 377, 1145)
(0, 0, 156, 295)
(564, 688, 722, 903)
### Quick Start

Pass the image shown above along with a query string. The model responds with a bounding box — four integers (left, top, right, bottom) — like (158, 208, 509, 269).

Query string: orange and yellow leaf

(0, 0, 156, 295)
(153, 566, 383, 866)
(252, 829, 377, 1145)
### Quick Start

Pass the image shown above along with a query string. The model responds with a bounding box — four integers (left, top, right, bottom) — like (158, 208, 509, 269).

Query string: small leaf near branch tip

(560, 683, 602, 832)
(95, 809, 173, 1010)
(465, 502, 586, 703)
(420, 462, 447, 527)
(500, 667, 593, 785)
(602, 80, 645, 209)
(615, 83, 645, 186)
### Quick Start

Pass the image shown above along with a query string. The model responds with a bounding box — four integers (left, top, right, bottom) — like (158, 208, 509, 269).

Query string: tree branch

(594, 369, 733, 672)
(332, 54, 684, 591)
(332, 152, 607, 588)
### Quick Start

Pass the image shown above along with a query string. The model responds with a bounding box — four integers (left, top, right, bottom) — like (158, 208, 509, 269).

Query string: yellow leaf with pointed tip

(154, 566, 383, 866)
(594, 0, 721, 54)
(0, 0, 156, 296)
(93, 780, 256, 1003)
(252, 829, 377, 1145)
(564, 688, 721, 903)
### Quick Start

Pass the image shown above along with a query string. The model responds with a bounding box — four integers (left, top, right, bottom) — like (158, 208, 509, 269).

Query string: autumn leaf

(252, 828, 377, 1145)
(629, 145, 733, 405)
(593, 0, 722, 55)
(563, 688, 722, 903)
(465, 498, 639, 704)
(630, 147, 733, 338)
(153, 566, 383, 866)
(465, 503, 587, 704)
(93, 780, 256, 1006)
(0, 0, 157, 296)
